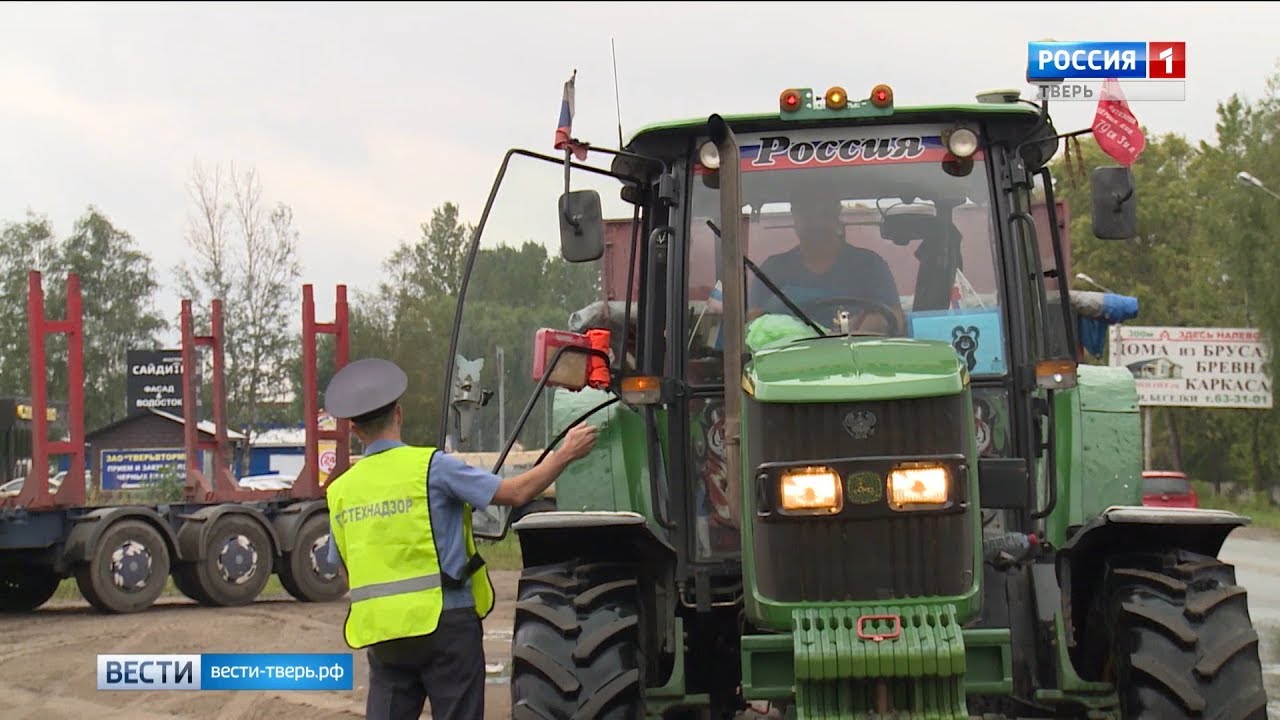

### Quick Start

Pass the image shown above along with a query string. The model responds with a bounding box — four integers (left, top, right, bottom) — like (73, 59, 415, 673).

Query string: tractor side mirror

(448, 355, 486, 448)
(1090, 167, 1137, 240)
(559, 189, 605, 262)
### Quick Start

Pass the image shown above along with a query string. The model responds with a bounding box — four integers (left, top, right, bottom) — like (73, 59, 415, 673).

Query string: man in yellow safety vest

(323, 357, 597, 719)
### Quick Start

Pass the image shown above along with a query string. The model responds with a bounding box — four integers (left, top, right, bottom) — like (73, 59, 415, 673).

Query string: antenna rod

(612, 38, 624, 149)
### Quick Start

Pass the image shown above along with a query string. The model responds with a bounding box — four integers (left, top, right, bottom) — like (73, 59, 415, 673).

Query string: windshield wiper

(706, 220, 827, 337)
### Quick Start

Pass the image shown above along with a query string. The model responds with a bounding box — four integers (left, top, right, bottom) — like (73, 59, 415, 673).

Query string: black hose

(534, 398, 620, 467)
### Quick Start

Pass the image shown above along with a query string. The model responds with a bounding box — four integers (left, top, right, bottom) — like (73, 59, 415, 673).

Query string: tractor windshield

(688, 123, 1009, 377)
(443, 154, 627, 469)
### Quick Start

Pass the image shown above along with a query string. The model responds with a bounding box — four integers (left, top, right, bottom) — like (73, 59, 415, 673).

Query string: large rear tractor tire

(1089, 549, 1268, 719)
(510, 560, 644, 719)
(0, 564, 61, 612)
(278, 513, 347, 602)
(74, 519, 171, 614)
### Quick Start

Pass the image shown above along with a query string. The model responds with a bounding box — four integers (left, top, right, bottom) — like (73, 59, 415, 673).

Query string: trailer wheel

(0, 565, 61, 613)
(171, 563, 212, 605)
(511, 560, 643, 719)
(278, 513, 346, 602)
(1090, 550, 1268, 719)
(75, 519, 171, 614)
(186, 514, 275, 607)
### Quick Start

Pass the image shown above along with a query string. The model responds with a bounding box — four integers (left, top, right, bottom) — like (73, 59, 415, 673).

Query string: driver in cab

(746, 189, 905, 335)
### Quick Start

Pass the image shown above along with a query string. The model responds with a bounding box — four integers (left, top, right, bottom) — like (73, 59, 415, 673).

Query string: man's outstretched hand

(557, 423, 599, 463)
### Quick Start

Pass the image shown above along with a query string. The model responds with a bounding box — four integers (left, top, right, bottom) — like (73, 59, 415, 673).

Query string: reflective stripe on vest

(325, 444, 496, 649)
(347, 573, 441, 602)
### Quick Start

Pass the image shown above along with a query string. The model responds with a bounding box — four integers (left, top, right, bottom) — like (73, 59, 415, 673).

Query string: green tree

(1188, 73, 1280, 492)
(46, 207, 168, 430)
(0, 213, 56, 395)
(176, 160, 303, 470)
(338, 201, 603, 453)
(1048, 70, 1280, 493)
(342, 203, 474, 446)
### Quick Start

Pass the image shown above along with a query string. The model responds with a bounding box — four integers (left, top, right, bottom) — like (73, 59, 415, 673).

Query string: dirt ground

(0, 571, 522, 719)
(5, 529, 1278, 720)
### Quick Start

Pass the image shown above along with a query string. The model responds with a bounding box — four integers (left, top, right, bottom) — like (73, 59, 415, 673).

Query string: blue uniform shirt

(326, 439, 503, 610)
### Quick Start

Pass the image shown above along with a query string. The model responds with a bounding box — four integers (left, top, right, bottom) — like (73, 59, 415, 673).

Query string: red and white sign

(319, 449, 337, 474)
(1093, 79, 1146, 165)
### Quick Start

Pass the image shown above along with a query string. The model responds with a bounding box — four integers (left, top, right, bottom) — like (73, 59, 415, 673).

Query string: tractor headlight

(779, 467, 842, 514)
(887, 463, 949, 510)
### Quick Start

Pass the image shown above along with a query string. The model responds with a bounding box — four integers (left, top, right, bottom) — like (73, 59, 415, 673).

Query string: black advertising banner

(126, 349, 185, 415)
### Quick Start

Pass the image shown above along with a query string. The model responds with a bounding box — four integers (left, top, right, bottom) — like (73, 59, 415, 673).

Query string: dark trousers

(365, 608, 485, 720)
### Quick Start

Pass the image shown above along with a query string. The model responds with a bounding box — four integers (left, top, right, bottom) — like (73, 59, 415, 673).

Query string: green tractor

(442, 81, 1268, 719)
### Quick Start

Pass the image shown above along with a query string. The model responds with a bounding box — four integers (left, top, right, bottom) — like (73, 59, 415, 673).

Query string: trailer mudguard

(174, 505, 284, 562)
(269, 499, 331, 555)
(63, 506, 181, 566)
(512, 510, 675, 567)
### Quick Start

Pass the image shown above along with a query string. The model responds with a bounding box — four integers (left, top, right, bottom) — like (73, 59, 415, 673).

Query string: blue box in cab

(908, 307, 1006, 376)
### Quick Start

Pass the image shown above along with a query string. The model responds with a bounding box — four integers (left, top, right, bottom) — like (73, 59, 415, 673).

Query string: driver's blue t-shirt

(747, 244, 901, 316)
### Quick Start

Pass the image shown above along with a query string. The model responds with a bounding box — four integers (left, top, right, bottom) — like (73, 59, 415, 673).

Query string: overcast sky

(1, 1, 1276, 346)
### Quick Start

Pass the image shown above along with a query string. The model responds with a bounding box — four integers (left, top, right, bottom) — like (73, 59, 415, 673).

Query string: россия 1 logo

(1027, 41, 1185, 80)
(1026, 41, 1186, 102)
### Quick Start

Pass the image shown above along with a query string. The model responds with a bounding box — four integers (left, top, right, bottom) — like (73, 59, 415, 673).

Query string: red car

(1141, 470, 1199, 508)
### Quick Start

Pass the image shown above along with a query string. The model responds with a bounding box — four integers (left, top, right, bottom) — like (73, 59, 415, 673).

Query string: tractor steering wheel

(796, 296, 903, 337)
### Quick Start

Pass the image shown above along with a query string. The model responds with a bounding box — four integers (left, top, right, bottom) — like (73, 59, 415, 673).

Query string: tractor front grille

(745, 394, 975, 603)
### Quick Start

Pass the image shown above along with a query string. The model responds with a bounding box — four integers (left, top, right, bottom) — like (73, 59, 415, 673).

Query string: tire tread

(1096, 550, 1267, 720)
(510, 560, 643, 719)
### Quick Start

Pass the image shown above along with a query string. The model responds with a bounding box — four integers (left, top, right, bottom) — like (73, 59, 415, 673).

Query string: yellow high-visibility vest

(326, 445, 495, 648)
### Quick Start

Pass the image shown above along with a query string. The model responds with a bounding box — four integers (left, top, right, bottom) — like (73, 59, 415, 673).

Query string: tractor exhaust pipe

(708, 114, 745, 530)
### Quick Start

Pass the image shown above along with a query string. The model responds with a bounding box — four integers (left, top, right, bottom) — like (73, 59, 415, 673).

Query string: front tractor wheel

(510, 560, 643, 719)
(1091, 550, 1268, 719)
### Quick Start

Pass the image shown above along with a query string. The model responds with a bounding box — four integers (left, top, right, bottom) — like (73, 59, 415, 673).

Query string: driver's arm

(744, 256, 784, 322)
(859, 253, 906, 334)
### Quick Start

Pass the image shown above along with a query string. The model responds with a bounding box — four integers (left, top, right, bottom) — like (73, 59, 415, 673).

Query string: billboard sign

(126, 349, 185, 415)
(100, 448, 186, 490)
(1108, 326, 1272, 409)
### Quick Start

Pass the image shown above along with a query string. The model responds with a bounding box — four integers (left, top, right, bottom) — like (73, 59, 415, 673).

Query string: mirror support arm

(562, 148, 581, 232)
(1014, 127, 1094, 159)
(1113, 167, 1135, 207)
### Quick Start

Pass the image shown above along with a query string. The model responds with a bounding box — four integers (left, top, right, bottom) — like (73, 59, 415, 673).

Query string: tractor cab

(440, 82, 1266, 720)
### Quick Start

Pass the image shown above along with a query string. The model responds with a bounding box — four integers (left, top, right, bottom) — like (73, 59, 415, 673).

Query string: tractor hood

(744, 335, 966, 403)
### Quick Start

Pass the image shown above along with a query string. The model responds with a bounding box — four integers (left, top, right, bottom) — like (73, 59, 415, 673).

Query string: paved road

(1217, 530, 1280, 719)
(1, 528, 1277, 718)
